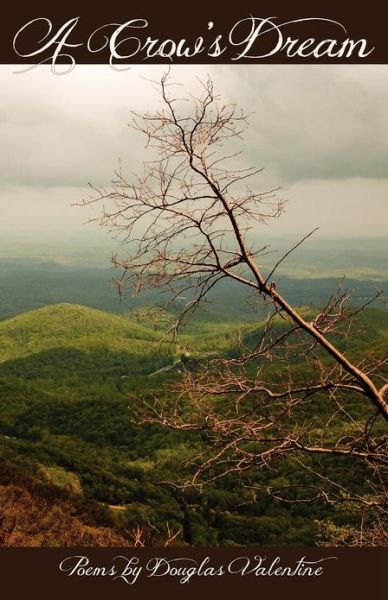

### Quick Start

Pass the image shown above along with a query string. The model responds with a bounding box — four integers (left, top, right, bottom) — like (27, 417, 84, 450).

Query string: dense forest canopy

(0, 300, 387, 546)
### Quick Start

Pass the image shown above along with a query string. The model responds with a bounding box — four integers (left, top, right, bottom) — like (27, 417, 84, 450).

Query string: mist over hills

(0, 240, 387, 322)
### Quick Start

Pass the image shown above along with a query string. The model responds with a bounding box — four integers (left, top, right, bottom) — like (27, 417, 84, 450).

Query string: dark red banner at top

(1, 1, 388, 68)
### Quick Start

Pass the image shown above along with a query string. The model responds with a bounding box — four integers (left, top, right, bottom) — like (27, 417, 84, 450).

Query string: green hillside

(0, 303, 387, 546)
(0, 303, 159, 358)
(0, 304, 177, 391)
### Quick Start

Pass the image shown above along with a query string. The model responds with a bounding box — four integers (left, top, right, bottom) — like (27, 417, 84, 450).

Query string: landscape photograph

(0, 64, 387, 547)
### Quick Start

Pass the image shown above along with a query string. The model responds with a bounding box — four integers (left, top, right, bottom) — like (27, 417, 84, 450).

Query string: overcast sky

(0, 64, 387, 242)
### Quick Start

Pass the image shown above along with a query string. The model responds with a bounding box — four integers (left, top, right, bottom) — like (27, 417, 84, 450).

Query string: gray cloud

(2, 65, 388, 187)
(212, 65, 388, 183)
(0, 64, 387, 238)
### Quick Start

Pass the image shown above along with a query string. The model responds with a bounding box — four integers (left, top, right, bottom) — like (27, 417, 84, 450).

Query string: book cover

(0, 2, 386, 597)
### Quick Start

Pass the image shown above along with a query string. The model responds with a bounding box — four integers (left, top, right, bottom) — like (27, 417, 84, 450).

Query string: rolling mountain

(0, 302, 386, 546)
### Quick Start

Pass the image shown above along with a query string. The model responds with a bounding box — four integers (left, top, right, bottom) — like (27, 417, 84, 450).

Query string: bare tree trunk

(81, 73, 388, 514)
(191, 144, 388, 422)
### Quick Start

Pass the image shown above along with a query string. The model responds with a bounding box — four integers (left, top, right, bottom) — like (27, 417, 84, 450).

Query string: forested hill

(0, 303, 159, 359)
(0, 302, 387, 546)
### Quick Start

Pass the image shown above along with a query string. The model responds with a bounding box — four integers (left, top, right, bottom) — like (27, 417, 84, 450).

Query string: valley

(0, 299, 387, 546)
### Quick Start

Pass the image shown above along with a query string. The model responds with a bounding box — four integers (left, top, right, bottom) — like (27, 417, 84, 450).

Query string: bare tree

(81, 73, 388, 529)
